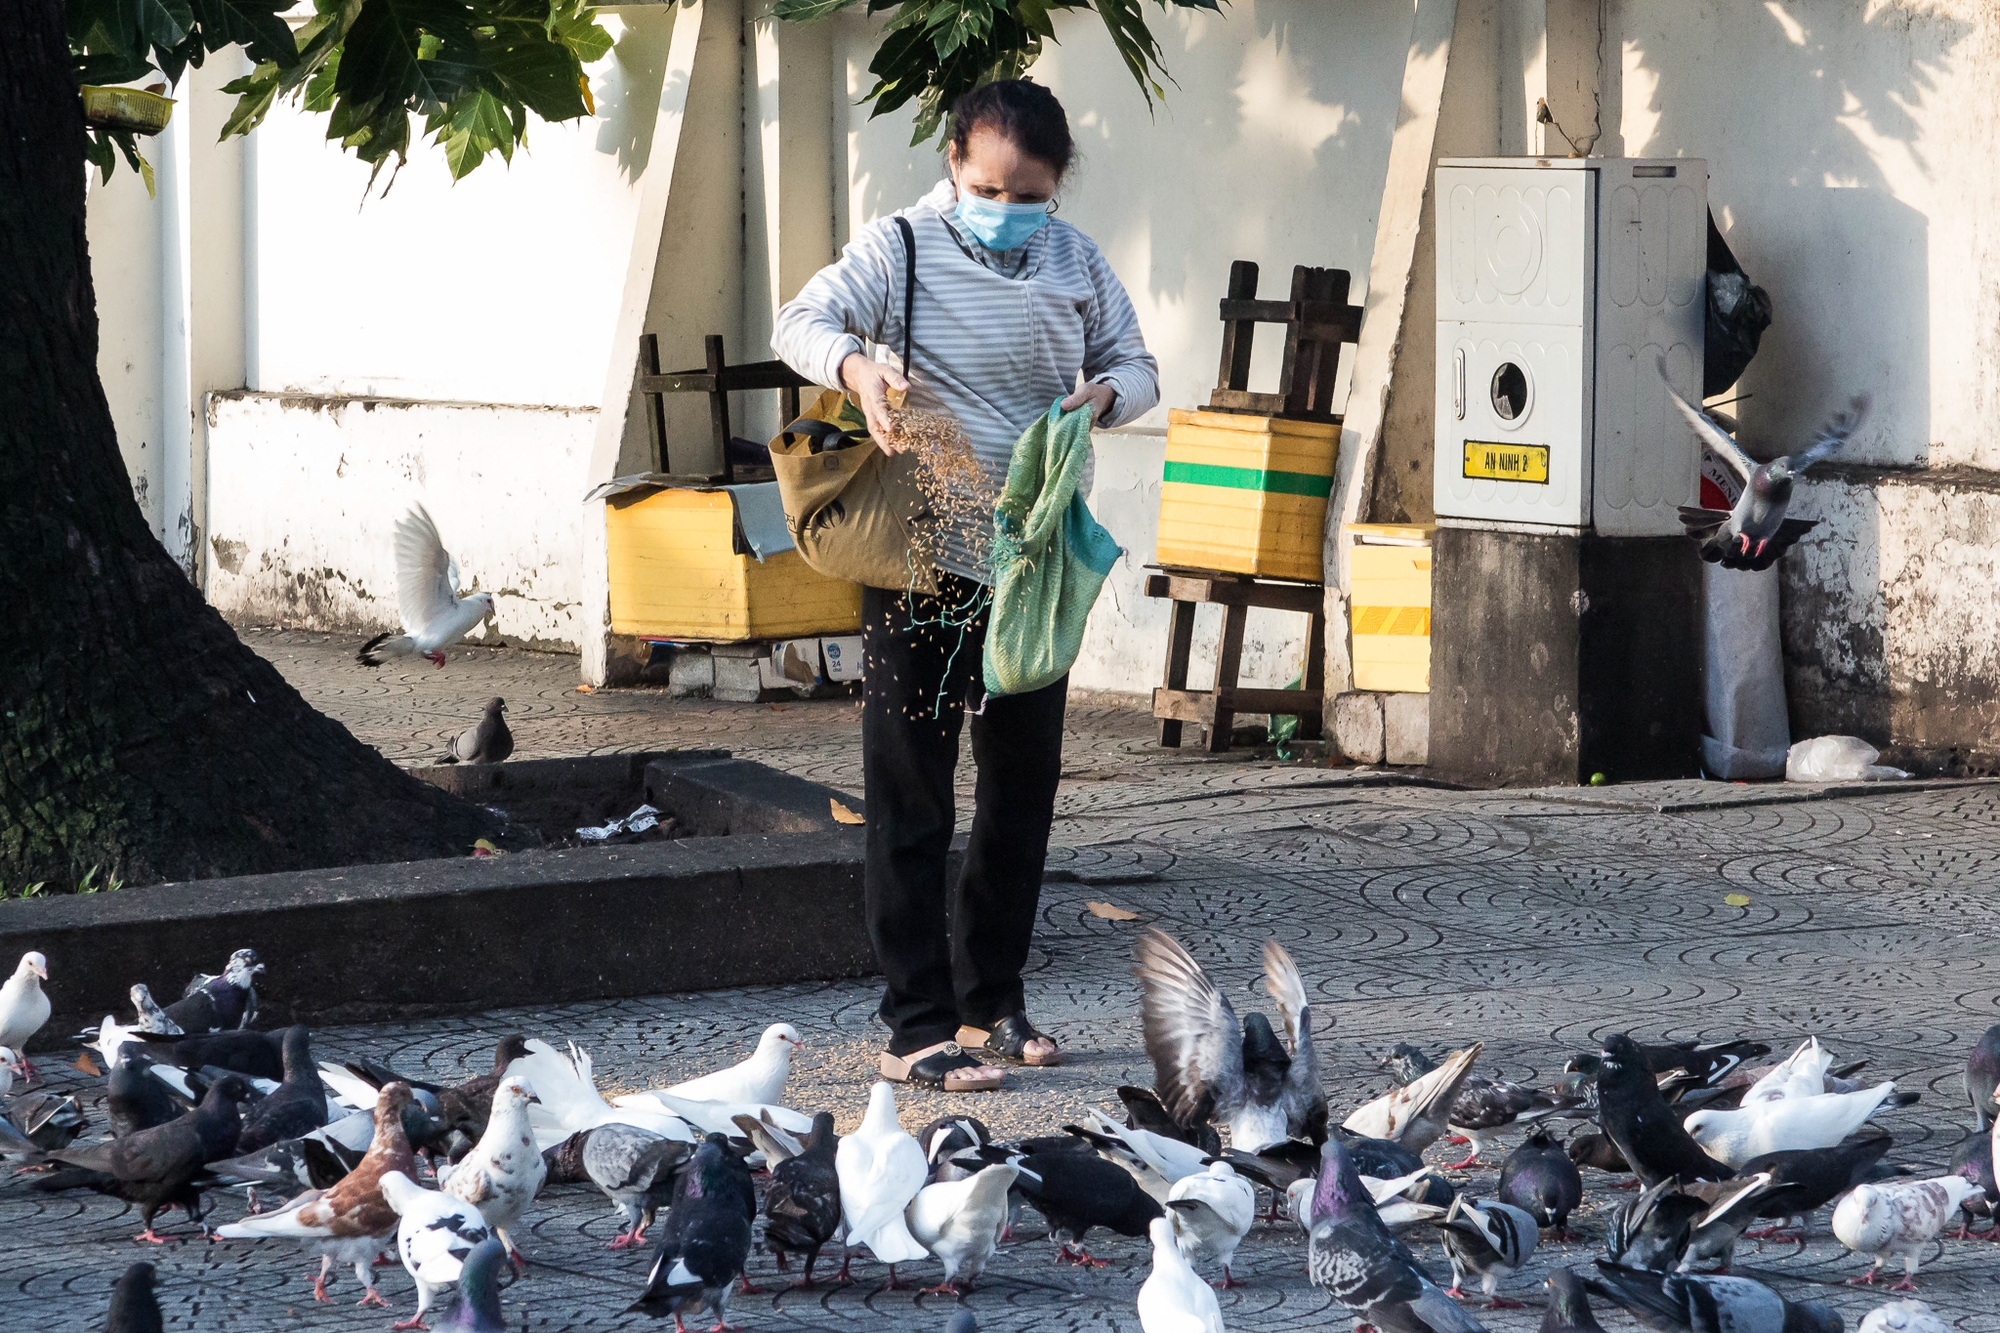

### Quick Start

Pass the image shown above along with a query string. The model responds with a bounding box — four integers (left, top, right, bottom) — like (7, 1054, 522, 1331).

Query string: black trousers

(862, 572, 1068, 1055)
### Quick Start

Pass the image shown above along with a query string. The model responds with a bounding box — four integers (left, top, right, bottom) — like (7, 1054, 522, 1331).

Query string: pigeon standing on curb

(441, 698, 513, 765)
(0, 952, 50, 1077)
(103, 1262, 164, 1333)
(128, 985, 181, 1036)
(358, 505, 499, 668)
(1137, 1215, 1224, 1333)
(162, 948, 263, 1033)
(1666, 373, 1870, 571)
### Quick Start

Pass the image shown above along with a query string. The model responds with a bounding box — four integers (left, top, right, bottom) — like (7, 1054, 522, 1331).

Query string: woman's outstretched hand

(842, 352, 909, 453)
(1061, 381, 1117, 425)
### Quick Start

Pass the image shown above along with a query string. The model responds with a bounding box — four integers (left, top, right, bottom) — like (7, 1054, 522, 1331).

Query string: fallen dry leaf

(1086, 900, 1141, 921)
(576, 684, 594, 693)
(1724, 893, 1750, 907)
(830, 799, 865, 825)
(74, 1051, 100, 1076)
(472, 838, 506, 858)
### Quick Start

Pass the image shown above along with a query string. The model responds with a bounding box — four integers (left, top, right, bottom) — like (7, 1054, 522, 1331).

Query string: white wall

(204, 393, 593, 648)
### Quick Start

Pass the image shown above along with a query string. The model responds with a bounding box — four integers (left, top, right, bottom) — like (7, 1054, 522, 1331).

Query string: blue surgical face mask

(954, 190, 1051, 251)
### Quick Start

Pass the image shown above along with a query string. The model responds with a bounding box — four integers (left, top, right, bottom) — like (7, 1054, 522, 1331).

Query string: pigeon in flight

(1138, 1215, 1225, 1333)
(1665, 374, 1869, 571)
(382, 1167, 493, 1330)
(162, 948, 263, 1033)
(1683, 1081, 1913, 1167)
(763, 1111, 844, 1286)
(1586, 1262, 1841, 1333)
(441, 698, 513, 765)
(0, 952, 50, 1077)
(1306, 1138, 1487, 1333)
(1595, 1035, 1732, 1186)
(358, 505, 497, 668)
(103, 1262, 164, 1333)
(1833, 1174, 1984, 1290)
(1498, 1127, 1583, 1239)
(1133, 928, 1327, 1152)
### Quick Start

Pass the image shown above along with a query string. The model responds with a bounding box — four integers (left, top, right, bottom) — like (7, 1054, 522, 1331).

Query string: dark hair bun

(949, 79, 1075, 178)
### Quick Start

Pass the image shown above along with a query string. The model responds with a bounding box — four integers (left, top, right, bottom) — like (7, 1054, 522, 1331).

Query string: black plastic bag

(1704, 212, 1772, 397)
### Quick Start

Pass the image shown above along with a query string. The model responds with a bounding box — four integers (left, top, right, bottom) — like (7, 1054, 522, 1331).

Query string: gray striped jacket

(773, 178, 1160, 582)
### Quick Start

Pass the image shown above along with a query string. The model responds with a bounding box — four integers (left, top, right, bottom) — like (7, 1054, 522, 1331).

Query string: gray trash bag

(1701, 562, 1791, 780)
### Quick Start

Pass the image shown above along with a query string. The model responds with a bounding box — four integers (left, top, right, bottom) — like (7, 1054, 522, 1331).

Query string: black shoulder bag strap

(893, 214, 916, 376)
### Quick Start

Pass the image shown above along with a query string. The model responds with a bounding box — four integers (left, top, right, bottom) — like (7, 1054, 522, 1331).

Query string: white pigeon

(1137, 1215, 1226, 1333)
(443, 1075, 548, 1268)
(381, 1168, 493, 1327)
(1074, 1107, 1209, 1201)
(83, 1015, 146, 1072)
(1166, 1161, 1256, 1287)
(0, 952, 50, 1075)
(1290, 1167, 1443, 1232)
(1832, 1176, 1983, 1290)
(1343, 1044, 1483, 1150)
(1743, 1037, 1836, 1105)
(0, 1047, 23, 1098)
(357, 504, 496, 668)
(1685, 1082, 1907, 1167)
(659, 1023, 802, 1105)
(835, 1081, 930, 1271)
(1858, 1299, 1950, 1333)
(507, 1039, 697, 1152)
(612, 1089, 812, 1140)
(905, 1163, 1017, 1294)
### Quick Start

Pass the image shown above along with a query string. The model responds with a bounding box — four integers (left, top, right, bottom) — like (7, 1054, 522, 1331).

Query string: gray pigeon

(946, 1313, 976, 1333)
(436, 1235, 508, 1331)
(442, 697, 512, 765)
(1499, 1127, 1583, 1238)
(580, 1123, 691, 1250)
(1132, 928, 1326, 1152)
(105, 1261, 164, 1333)
(1541, 1268, 1607, 1333)
(1964, 1024, 2000, 1131)
(1432, 1195, 1538, 1308)
(1666, 374, 1869, 571)
(1587, 1261, 1842, 1333)
(129, 985, 182, 1036)
(1307, 1138, 1487, 1333)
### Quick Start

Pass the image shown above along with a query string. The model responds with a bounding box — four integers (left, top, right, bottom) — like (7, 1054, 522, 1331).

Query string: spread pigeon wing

(1792, 394, 1871, 472)
(1738, 518, 1819, 571)
(1262, 941, 1326, 1137)
(1677, 506, 1733, 539)
(1134, 929, 1244, 1127)
(394, 505, 460, 636)
(1663, 381, 1757, 483)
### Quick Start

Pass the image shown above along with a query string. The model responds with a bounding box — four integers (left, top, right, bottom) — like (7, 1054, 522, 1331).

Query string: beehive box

(1347, 523, 1433, 693)
(1155, 408, 1339, 582)
(606, 488, 861, 641)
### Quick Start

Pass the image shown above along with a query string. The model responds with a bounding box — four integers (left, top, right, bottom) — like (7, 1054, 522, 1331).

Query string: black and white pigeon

(358, 505, 499, 668)
(1541, 1268, 1609, 1333)
(35, 1074, 253, 1241)
(627, 1135, 755, 1326)
(128, 985, 182, 1036)
(1306, 1138, 1486, 1333)
(764, 1111, 844, 1285)
(1013, 1136, 1164, 1266)
(1587, 1260, 1842, 1333)
(104, 1261, 164, 1333)
(382, 1167, 493, 1327)
(161, 949, 263, 1033)
(235, 1027, 329, 1156)
(434, 1234, 508, 1332)
(1676, 1173, 1784, 1273)
(1132, 928, 1326, 1152)
(1595, 1035, 1732, 1186)
(1567, 1039, 1769, 1095)
(1499, 1128, 1584, 1238)
(1432, 1195, 1539, 1307)
(1382, 1044, 1585, 1168)
(1119, 1086, 1223, 1156)
(1739, 1135, 1896, 1239)
(1666, 377, 1869, 571)
(10, 1089, 85, 1149)
(1604, 1175, 1707, 1273)
(1965, 1024, 2000, 1131)
(442, 697, 513, 765)
(139, 1027, 284, 1082)
(580, 1123, 690, 1251)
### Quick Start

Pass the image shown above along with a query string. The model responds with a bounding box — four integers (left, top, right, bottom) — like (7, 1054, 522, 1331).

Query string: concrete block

(1384, 692, 1430, 766)
(646, 757, 862, 837)
(667, 647, 715, 698)
(712, 644, 765, 702)
(1334, 691, 1385, 765)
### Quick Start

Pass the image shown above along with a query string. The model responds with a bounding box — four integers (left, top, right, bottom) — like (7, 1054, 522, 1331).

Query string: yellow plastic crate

(1155, 408, 1339, 582)
(1347, 523, 1433, 693)
(605, 488, 862, 641)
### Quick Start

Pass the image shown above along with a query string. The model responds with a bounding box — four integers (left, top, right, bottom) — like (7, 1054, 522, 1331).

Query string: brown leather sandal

(957, 1015, 1063, 1067)
(879, 1041, 1006, 1092)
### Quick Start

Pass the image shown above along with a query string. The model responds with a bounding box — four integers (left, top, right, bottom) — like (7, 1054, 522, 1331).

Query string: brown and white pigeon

(1833, 1175, 1984, 1290)
(442, 1075, 547, 1269)
(1665, 374, 1869, 571)
(441, 697, 512, 765)
(215, 1081, 419, 1306)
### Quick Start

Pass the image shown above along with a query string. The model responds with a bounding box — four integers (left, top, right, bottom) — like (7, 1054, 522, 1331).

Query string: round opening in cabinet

(1490, 361, 1532, 426)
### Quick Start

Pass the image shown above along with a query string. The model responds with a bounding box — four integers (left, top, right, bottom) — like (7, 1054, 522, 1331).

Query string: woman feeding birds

(775, 79, 1158, 1092)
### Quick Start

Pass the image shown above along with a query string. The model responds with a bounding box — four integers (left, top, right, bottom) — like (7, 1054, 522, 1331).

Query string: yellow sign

(1463, 440, 1550, 483)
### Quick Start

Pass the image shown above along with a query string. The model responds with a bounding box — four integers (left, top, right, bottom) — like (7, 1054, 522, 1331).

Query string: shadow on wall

(594, 12, 688, 185)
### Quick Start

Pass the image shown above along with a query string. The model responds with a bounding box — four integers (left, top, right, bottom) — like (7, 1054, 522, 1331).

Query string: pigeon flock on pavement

(0, 930, 1994, 1333)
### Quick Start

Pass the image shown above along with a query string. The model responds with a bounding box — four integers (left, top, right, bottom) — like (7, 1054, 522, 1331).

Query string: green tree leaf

(187, 0, 298, 66)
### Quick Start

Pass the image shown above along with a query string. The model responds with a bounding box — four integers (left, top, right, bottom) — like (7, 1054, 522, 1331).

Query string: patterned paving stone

(7, 631, 2000, 1331)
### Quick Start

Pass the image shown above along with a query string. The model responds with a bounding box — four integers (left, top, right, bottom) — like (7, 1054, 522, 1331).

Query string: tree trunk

(0, 0, 503, 889)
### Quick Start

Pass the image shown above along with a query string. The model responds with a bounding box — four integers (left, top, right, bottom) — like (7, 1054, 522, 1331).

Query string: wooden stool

(637, 332, 814, 482)
(1148, 568, 1326, 752)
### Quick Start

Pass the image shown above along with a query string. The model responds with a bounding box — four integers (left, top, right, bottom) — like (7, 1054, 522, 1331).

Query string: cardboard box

(819, 635, 865, 683)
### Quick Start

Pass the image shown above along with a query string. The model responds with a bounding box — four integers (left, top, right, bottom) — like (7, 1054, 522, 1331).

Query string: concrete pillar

(186, 51, 253, 587)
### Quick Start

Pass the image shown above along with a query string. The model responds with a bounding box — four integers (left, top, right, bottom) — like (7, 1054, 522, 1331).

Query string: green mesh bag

(982, 401, 1123, 698)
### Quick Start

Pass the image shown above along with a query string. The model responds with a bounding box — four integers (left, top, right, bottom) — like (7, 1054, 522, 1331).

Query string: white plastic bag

(1784, 736, 1911, 783)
